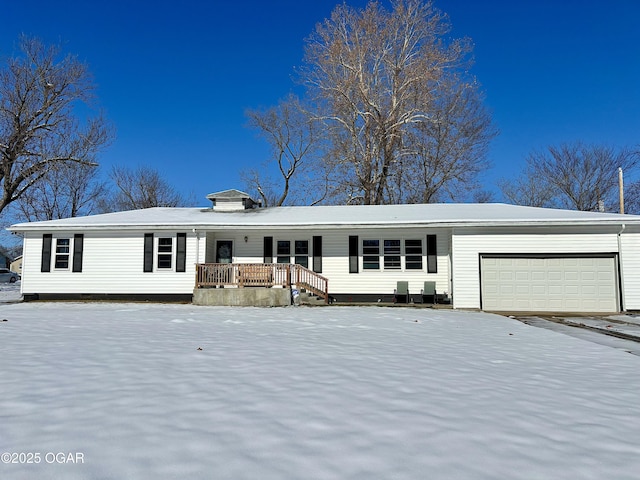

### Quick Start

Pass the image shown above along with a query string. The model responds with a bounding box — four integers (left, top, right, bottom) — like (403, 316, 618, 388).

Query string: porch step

(297, 290, 327, 306)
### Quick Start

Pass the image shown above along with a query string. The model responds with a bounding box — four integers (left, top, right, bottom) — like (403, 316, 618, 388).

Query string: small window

(295, 240, 309, 268)
(157, 237, 173, 269)
(55, 238, 70, 269)
(405, 239, 423, 270)
(277, 240, 290, 264)
(363, 239, 380, 270)
(383, 240, 401, 269)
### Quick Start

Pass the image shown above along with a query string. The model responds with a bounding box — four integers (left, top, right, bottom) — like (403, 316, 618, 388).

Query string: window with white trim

(54, 238, 70, 269)
(383, 239, 401, 269)
(277, 240, 290, 264)
(359, 237, 427, 271)
(362, 239, 380, 270)
(157, 237, 173, 269)
(295, 240, 309, 268)
(405, 239, 423, 270)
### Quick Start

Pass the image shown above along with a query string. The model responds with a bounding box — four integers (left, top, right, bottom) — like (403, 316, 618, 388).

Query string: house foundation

(193, 287, 292, 307)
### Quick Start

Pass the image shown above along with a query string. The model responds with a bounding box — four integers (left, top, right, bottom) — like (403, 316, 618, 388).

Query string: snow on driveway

(1, 302, 639, 480)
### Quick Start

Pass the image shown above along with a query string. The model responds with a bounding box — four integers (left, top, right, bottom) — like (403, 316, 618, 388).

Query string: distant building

(10, 255, 22, 274)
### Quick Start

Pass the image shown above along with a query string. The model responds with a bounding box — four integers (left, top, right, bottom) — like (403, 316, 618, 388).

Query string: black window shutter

(41, 234, 52, 272)
(143, 233, 154, 272)
(176, 233, 187, 272)
(427, 234, 437, 273)
(349, 235, 358, 273)
(72, 234, 84, 272)
(263, 237, 273, 263)
(313, 236, 323, 273)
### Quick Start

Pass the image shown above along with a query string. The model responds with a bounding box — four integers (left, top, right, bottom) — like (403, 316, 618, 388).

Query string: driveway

(515, 313, 640, 356)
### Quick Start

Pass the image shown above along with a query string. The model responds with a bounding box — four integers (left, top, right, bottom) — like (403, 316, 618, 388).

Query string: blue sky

(3, 0, 639, 205)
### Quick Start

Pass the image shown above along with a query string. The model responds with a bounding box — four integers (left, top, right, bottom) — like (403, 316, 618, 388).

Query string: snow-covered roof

(205, 189, 252, 201)
(8, 203, 640, 232)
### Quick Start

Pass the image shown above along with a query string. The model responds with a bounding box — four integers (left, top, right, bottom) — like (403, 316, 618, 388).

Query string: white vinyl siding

(21, 224, 639, 312)
(328, 229, 449, 296)
(619, 232, 640, 310)
(206, 228, 450, 297)
(452, 228, 620, 310)
(20, 231, 199, 295)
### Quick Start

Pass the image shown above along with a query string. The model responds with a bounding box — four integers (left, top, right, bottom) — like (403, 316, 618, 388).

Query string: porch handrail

(290, 264, 329, 304)
(195, 263, 330, 304)
(196, 263, 291, 288)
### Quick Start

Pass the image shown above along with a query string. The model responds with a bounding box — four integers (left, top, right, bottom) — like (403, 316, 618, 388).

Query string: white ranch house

(8, 189, 640, 313)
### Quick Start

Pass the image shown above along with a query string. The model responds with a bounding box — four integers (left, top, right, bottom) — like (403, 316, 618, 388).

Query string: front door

(215, 240, 233, 264)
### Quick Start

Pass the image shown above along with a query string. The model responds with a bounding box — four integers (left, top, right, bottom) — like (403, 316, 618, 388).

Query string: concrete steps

(297, 290, 327, 306)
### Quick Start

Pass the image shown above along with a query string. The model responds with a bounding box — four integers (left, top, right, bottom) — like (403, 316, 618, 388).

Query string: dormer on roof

(206, 189, 261, 211)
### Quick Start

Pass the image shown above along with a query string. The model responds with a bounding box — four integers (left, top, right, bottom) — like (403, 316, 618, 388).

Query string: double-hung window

(362, 240, 380, 270)
(55, 238, 70, 269)
(157, 237, 173, 269)
(277, 241, 290, 264)
(405, 239, 423, 270)
(42, 235, 84, 272)
(295, 240, 309, 268)
(383, 240, 401, 269)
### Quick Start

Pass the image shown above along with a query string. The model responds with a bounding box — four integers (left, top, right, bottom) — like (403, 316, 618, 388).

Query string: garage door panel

(499, 271, 514, 281)
(531, 285, 546, 295)
(597, 271, 614, 281)
(598, 285, 616, 295)
(481, 256, 618, 312)
(500, 284, 514, 295)
(565, 285, 579, 295)
(531, 272, 546, 281)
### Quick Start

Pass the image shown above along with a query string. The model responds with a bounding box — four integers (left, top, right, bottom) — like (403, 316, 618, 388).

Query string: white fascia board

(7, 218, 637, 233)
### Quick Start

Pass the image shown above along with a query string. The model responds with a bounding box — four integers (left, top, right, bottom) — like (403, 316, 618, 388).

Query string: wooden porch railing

(290, 264, 329, 304)
(195, 263, 329, 304)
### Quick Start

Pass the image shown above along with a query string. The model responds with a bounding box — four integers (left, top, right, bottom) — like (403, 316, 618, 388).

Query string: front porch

(193, 263, 329, 306)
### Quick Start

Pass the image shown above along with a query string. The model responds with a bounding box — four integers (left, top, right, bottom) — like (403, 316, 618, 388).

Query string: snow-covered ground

(0, 281, 21, 303)
(1, 300, 640, 480)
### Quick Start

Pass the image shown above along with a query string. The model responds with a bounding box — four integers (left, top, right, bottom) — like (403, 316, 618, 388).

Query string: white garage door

(481, 256, 618, 313)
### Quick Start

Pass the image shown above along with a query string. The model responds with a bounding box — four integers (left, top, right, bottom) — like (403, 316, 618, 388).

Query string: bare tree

(100, 165, 192, 212)
(499, 164, 556, 208)
(15, 162, 107, 221)
(301, 0, 495, 205)
(621, 175, 640, 214)
(243, 94, 326, 206)
(398, 78, 497, 203)
(472, 189, 497, 204)
(500, 143, 639, 211)
(0, 36, 112, 216)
